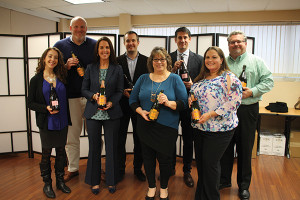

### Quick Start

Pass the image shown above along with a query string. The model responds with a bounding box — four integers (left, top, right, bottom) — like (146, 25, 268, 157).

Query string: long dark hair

(194, 46, 230, 82)
(36, 47, 67, 84)
(94, 36, 117, 65)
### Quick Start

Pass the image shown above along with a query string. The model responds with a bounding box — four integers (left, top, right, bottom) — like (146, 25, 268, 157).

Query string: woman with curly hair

(28, 47, 71, 198)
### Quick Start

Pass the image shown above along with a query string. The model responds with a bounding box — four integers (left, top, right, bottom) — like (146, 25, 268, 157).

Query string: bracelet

(209, 112, 212, 118)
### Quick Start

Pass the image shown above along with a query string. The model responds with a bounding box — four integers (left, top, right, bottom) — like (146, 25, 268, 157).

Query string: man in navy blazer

(170, 27, 203, 188)
(117, 31, 149, 182)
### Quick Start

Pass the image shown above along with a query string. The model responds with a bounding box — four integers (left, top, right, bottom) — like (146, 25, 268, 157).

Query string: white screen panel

(120, 37, 167, 57)
(189, 36, 197, 53)
(0, 36, 24, 58)
(247, 38, 254, 54)
(0, 97, 27, 132)
(28, 35, 49, 58)
(0, 133, 12, 153)
(49, 35, 61, 47)
(169, 37, 177, 53)
(80, 137, 89, 157)
(32, 132, 42, 153)
(30, 111, 38, 132)
(28, 59, 38, 80)
(0, 59, 8, 95)
(13, 132, 28, 152)
(8, 59, 25, 95)
(128, 119, 133, 132)
(119, 36, 125, 56)
(125, 133, 134, 153)
(218, 35, 230, 58)
(198, 35, 214, 56)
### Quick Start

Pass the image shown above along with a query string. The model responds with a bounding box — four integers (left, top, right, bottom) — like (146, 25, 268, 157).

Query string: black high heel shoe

(145, 187, 156, 200)
(108, 186, 116, 194)
(91, 186, 100, 195)
(160, 188, 169, 200)
(145, 195, 155, 200)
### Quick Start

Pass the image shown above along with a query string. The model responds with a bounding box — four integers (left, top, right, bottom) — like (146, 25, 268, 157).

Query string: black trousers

(194, 129, 234, 200)
(141, 142, 172, 189)
(172, 108, 194, 173)
(117, 111, 143, 172)
(220, 103, 259, 190)
(85, 118, 119, 186)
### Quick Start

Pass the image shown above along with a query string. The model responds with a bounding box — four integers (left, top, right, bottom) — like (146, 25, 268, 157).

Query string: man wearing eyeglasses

(220, 30, 274, 200)
(170, 27, 203, 188)
(117, 31, 148, 182)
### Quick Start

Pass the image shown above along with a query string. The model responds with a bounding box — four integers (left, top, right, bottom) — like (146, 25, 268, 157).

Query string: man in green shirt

(220, 30, 274, 200)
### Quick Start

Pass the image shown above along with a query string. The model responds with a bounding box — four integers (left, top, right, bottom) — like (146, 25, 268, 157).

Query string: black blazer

(81, 62, 124, 120)
(117, 53, 148, 114)
(27, 72, 71, 129)
(170, 50, 203, 82)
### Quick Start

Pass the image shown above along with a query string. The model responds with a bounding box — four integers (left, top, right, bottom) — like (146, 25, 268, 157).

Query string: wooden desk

(257, 107, 300, 158)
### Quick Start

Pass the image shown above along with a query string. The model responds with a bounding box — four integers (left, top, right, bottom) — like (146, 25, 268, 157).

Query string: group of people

(27, 15, 274, 200)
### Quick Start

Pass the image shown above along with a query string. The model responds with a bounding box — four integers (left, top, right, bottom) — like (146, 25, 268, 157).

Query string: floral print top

(191, 71, 242, 132)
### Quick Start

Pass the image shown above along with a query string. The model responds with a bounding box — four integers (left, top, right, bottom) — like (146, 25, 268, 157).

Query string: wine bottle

(71, 51, 85, 77)
(190, 92, 201, 123)
(124, 74, 134, 93)
(97, 80, 106, 109)
(148, 90, 164, 121)
(179, 55, 190, 82)
(239, 65, 247, 88)
(49, 83, 60, 111)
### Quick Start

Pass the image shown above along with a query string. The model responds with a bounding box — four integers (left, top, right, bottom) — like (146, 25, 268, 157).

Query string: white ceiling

(0, 0, 299, 22)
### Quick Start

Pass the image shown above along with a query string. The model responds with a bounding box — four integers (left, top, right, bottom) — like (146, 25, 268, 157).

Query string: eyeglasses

(153, 58, 166, 63)
(229, 40, 245, 45)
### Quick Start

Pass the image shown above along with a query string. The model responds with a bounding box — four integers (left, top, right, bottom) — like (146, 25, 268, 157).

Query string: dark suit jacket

(170, 50, 203, 82)
(27, 72, 71, 129)
(81, 62, 124, 120)
(117, 53, 148, 114)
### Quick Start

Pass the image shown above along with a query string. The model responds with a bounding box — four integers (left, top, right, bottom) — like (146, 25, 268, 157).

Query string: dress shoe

(134, 170, 146, 182)
(108, 186, 116, 194)
(43, 183, 56, 198)
(64, 170, 79, 182)
(219, 183, 232, 190)
(183, 172, 194, 188)
(160, 196, 169, 200)
(57, 181, 71, 193)
(145, 187, 156, 200)
(91, 186, 100, 195)
(145, 195, 155, 200)
(239, 189, 250, 199)
(160, 188, 168, 200)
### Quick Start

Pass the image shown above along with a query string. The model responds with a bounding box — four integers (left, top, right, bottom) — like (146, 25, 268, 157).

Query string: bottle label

(77, 67, 85, 77)
(98, 95, 106, 106)
(149, 109, 159, 120)
(51, 100, 58, 106)
(181, 73, 188, 79)
(241, 81, 247, 87)
(192, 109, 201, 121)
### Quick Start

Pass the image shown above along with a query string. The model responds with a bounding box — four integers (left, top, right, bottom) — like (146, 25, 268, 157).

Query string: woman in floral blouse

(190, 46, 242, 200)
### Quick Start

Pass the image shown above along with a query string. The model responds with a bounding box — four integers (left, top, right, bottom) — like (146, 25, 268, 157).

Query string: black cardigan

(27, 72, 71, 129)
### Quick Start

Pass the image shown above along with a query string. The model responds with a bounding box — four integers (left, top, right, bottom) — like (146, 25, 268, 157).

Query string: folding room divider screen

(0, 32, 254, 159)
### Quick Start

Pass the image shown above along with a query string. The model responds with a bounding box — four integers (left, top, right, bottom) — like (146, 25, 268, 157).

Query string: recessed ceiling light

(64, 0, 104, 4)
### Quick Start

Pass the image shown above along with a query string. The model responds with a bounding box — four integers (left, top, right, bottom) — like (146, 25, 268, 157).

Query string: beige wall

(83, 9, 300, 29)
(0, 7, 56, 35)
